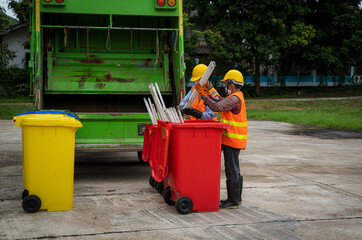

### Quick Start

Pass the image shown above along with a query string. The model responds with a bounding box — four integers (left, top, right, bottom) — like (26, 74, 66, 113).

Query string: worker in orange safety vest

(194, 69, 247, 209)
(179, 64, 220, 120)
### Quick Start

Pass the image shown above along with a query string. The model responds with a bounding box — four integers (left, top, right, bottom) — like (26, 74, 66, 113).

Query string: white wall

(3, 26, 29, 68)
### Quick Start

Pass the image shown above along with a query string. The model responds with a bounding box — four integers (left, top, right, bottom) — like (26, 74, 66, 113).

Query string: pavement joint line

(240, 184, 338, 189)
(0, 175, 23, 178)
(246, 162, 362, 200)
(13, 216, 362, 240)
(313, 180, 362, 199)
(270, 168, 362, 200)
(0, 190, 158, 201)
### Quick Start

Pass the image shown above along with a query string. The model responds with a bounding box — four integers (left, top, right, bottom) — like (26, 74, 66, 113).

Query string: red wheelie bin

(145, 121, 170, 192)
(160, 120, 228, 214)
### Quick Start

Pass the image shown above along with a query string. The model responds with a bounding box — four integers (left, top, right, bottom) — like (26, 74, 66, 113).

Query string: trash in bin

(13, 110, 82, 213)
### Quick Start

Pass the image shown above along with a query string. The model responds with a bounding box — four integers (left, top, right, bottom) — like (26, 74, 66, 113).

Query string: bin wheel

(149, 176, 155, 188)
(137, 151, 145, 163)
(162, 187, 175, 206)
(153, 180, 159, 189)
(175, 196, 193, 214)
(22, 195, 41, 213)
(156, 181, 164, 194)
(22, 189, 29, 200)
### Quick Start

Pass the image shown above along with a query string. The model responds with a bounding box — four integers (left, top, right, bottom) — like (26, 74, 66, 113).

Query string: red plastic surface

(165, 120, 228, 213)
(149, 122, 170, 182)
(142, 123, 153, 162)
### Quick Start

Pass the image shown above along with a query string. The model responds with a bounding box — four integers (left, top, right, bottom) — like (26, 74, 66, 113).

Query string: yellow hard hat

(222, 69, 244, 85)
(190, 64, 208, 81)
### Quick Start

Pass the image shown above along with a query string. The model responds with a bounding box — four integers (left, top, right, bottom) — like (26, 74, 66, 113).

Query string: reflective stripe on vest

(222, 131, 247, 139)
(210, 89, 218, 98)
(220, 91, 247, 149)
(220, 118, 247, 128)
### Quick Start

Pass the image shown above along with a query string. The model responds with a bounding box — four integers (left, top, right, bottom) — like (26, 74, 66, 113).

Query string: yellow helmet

(190, 64, 208, 81)
(222, 69, 244, 85)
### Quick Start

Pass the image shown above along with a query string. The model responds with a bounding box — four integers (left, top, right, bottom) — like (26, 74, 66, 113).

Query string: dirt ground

(0, 119, 361, 239)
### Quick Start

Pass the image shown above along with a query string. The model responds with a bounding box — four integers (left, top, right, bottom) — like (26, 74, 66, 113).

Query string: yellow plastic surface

(13, 114, 82, 211)
(13, 114, 82, 128)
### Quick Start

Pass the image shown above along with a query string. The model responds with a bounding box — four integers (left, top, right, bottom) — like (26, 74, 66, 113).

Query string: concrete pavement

(0, 119, 361, 239)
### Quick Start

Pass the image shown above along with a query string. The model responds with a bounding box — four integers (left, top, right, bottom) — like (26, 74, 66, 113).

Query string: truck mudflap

(75, 112, 150, 152)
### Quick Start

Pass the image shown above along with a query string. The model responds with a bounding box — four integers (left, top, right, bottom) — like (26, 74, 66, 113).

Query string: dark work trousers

(222, 144, 241, 181)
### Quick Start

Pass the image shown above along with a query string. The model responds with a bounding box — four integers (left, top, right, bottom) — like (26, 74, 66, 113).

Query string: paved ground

(0, 119, 361, 239)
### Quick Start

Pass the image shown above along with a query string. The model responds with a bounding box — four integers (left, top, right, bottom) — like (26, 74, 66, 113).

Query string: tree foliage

(8, 0, 31, 23)
(184, 0, 316, 94)
(0, 66, 30, 98)
(299, 0, 362, 75)
(184, 0, 361, 94)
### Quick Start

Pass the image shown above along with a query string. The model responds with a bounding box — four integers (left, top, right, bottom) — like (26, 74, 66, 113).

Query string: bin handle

(164, 166, 168, 178)
(13, 117, 22, 128)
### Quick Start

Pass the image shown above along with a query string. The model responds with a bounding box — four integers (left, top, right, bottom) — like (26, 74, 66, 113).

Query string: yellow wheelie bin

(13, 111, 82, 213)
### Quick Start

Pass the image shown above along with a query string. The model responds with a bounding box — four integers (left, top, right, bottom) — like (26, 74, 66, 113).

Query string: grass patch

(0, 97, 32, 103)
(0, 103, 33, 119)
(246, 98, 362, 131)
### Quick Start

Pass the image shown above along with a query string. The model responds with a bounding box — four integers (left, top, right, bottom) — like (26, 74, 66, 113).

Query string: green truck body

(29, 0, 185, 152)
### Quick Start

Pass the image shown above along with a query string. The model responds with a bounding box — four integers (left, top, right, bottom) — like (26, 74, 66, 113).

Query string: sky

(0, 0, 17, 19)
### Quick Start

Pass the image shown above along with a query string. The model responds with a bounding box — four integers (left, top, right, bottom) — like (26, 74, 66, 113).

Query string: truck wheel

(176, 196, 193, 214)
(22, 189, 29, 200)
(137, 151, 145, 163)
(22, 195, 41, 213)
(156, 181, 164, 194)
(149, 176, 155, 188)
(162, 187, 175, 206)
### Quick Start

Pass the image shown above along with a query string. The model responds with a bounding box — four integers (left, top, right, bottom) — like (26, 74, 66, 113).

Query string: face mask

(225, 87, 232, 96)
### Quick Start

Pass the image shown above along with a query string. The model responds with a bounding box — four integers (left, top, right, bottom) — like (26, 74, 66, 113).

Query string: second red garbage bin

(160, 120, 228, 214)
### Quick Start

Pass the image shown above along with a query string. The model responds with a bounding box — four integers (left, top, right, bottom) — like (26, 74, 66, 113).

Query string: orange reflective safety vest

(190, 86, 220, 121)
(220, 91, 247, 149)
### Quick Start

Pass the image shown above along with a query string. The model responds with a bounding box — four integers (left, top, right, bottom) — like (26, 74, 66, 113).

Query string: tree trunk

(255, 59, 261, 96)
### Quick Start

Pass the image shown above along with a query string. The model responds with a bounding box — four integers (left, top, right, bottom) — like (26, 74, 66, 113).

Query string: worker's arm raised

(201, 95, 241, 113)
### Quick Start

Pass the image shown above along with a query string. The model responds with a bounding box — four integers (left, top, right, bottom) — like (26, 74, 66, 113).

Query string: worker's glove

(195, 81, 211, 96)
(182, 108, 203, 119)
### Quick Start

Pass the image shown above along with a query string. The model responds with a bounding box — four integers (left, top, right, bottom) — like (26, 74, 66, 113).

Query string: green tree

(185, 0, 315, 95)
(183, 12, 203, 77)
(300, 0, 362, 75)
(8, 0, 31, 23)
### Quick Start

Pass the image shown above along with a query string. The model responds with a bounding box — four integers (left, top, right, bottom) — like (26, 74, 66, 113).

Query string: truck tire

(137, 151, 145, 163)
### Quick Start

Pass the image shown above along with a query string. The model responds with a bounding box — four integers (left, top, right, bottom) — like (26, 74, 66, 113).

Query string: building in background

(1, 22, 29, 68)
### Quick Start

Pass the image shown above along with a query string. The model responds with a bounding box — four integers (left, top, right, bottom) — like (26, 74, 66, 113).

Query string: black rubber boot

(221, 176, 243, 204)
(220, 180, 240, 209)
(238, 176, 243, 204)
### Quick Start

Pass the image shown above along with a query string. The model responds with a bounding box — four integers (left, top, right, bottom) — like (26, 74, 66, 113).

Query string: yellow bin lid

(13, 110, 82, 128)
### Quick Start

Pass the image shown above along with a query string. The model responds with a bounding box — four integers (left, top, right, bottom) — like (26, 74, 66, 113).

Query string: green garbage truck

(29, 0, 185, 156)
